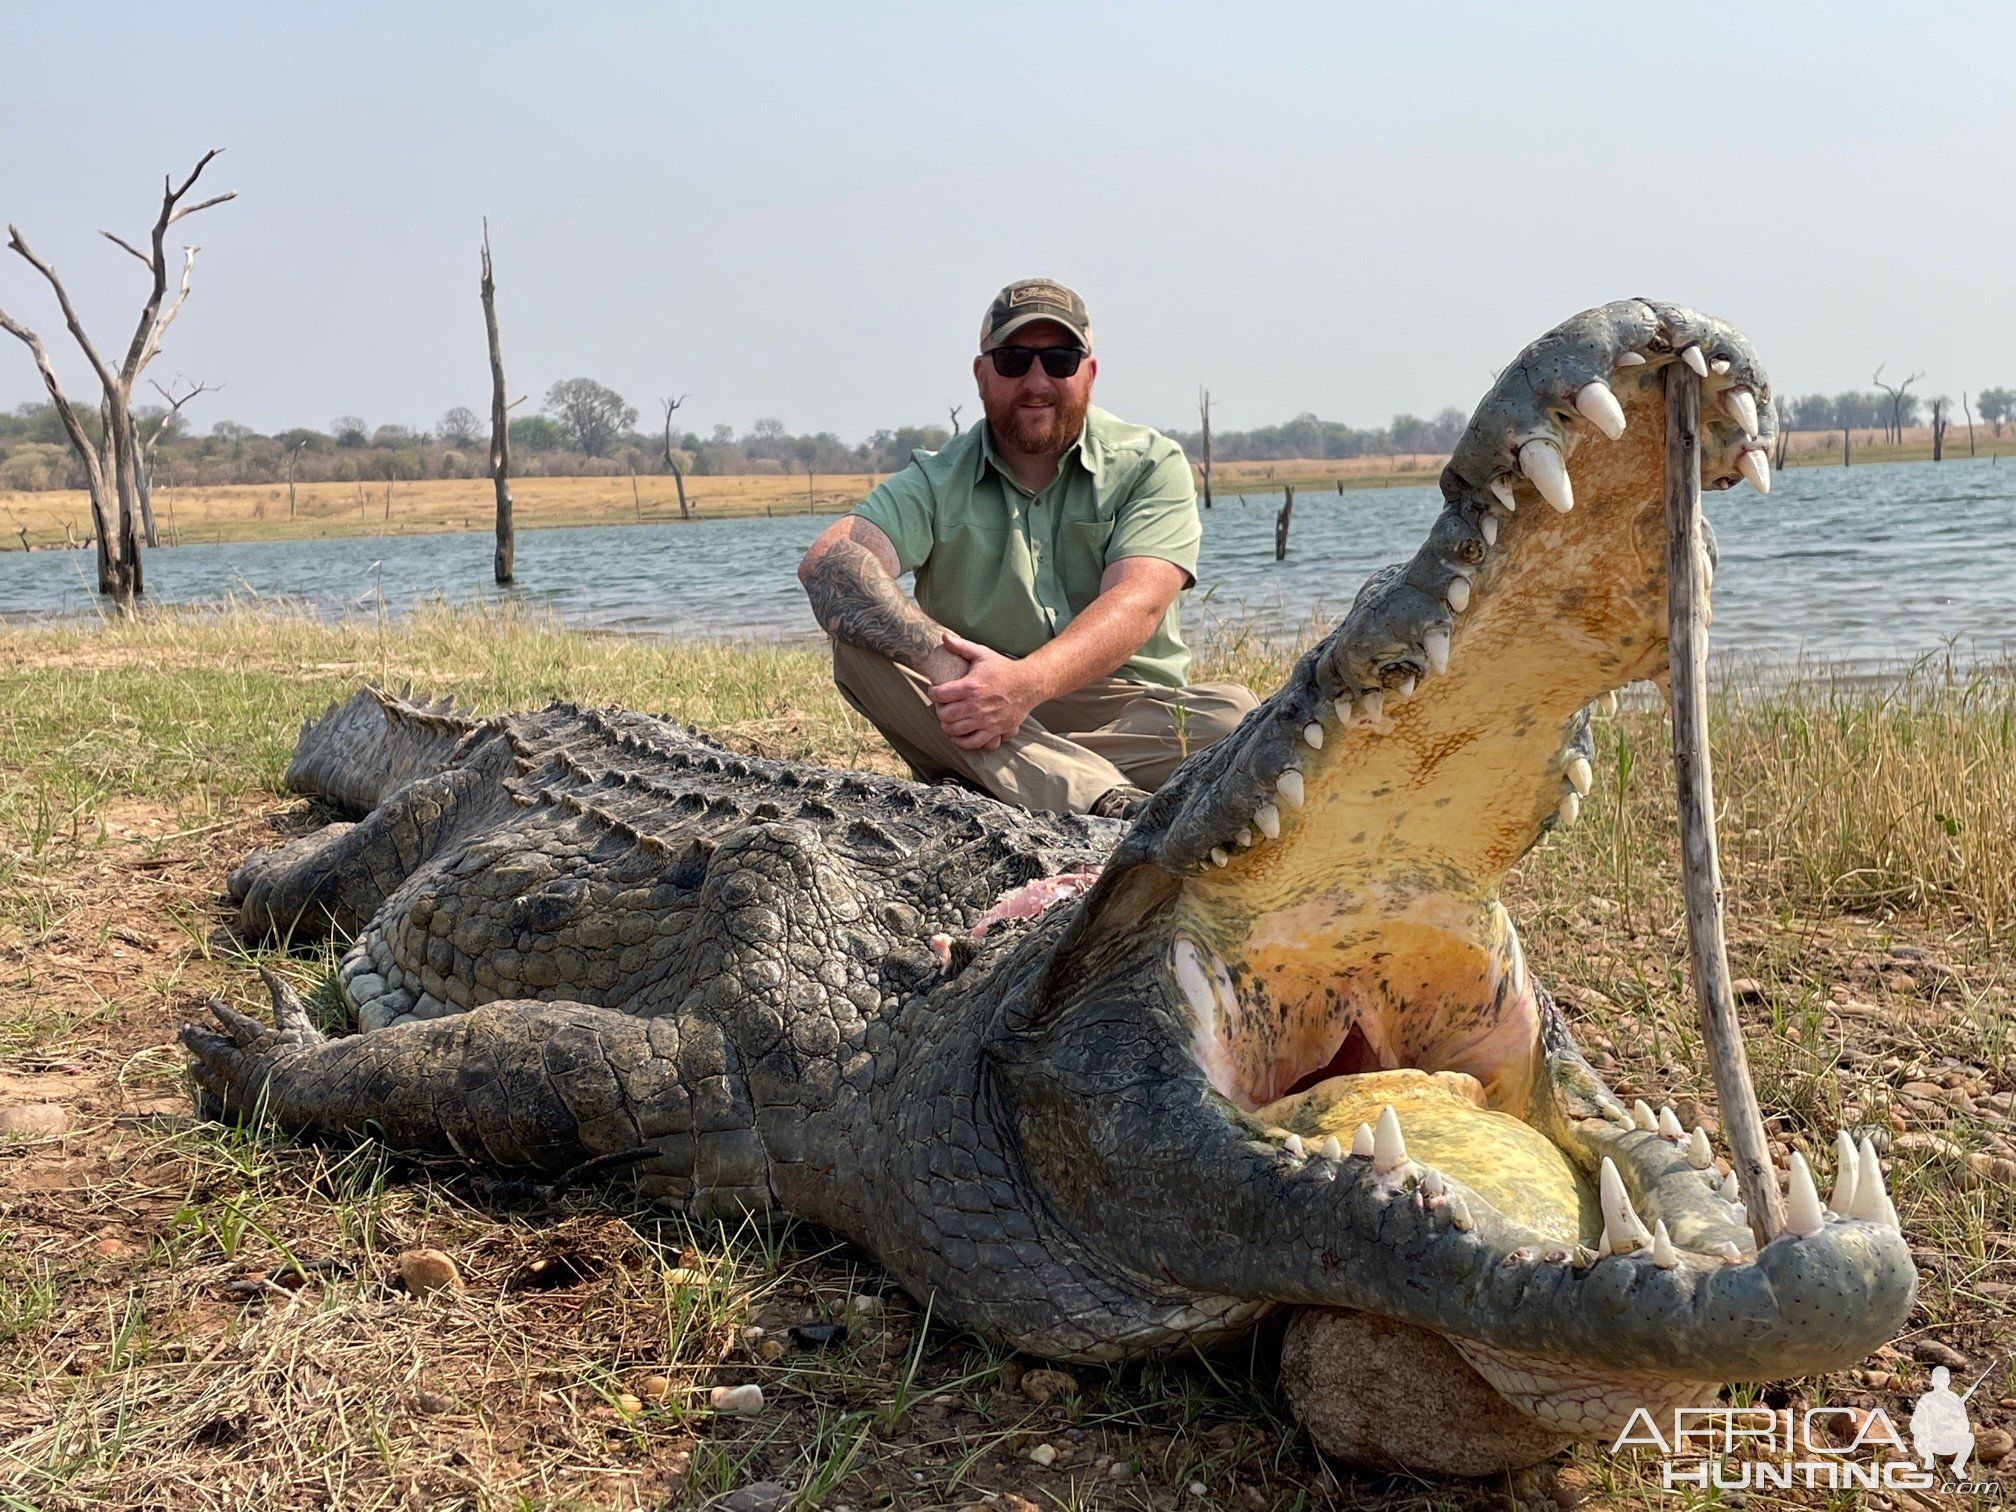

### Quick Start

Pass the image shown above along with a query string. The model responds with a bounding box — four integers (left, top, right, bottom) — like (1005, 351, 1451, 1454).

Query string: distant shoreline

(3, 429, 2009, 552)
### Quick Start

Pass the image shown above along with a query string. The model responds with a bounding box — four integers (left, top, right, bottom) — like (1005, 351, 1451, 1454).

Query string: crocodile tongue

(1256, 1069, 1594, 1248)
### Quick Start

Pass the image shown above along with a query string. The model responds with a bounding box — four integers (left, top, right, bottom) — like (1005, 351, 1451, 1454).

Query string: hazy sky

(3, 2, 2010, 443)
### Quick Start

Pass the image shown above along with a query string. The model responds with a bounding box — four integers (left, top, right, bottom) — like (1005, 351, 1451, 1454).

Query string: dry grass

(6, 429, 2011, 551)
(0, 606, 2011, 1511)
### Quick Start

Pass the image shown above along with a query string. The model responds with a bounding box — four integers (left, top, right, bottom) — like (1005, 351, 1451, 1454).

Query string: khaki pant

(832, 639, 1259, 815)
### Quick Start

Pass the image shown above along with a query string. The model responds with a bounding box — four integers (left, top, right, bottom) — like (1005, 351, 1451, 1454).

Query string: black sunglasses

(987, 345, 1087, 379)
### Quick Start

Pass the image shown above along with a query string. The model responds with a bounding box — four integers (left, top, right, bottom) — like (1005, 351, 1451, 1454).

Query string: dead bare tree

(1871, 365, 1922, 446)
(1274, 483, 1295, 561)
(661, 395, 690, 520)
(1962, 392, 1977, 457)
(1770, 399, 1789, 472)
(286, 438, 308, 518)
(1197, 387, 1214, 510)
(480, 221, 514, 584)
(948, 404, 963, 436)
(0, 151, 235, 604)
(137, 376, 217, 546)
(1930, 397, 1948, 462)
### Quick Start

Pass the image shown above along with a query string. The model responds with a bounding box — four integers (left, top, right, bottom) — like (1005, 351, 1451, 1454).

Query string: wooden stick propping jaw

(1664, 364, 1785, 1246)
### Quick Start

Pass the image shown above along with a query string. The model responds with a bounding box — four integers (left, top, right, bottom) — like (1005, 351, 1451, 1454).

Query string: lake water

(3, 458, 2012, 672)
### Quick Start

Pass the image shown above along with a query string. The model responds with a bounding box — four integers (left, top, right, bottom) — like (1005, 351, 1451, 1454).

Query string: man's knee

(1179, 681, 1261, 745)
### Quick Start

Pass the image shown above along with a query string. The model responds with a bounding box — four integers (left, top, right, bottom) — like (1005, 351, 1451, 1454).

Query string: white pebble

(1028, 1442, 1058, 1466)
(709, 1384, 765, 1415)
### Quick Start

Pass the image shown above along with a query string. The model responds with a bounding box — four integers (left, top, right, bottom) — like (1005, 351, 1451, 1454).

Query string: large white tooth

(1172, 938, 1216, 1021)
(1253, 803, 1281, 840)
(1449, 1194, 1475, 1231)
(1650, 1220, 1678, 1269)
(1737, 448, 1772, 495)
(1236, 828, 1253, 848)
(1786, 1152, 1825, 1237)
(1596, 691, 1619, 717)
(1598, 1156, 1649, 1254)
(1632, 1099, 1658, 1132)
(1372, 1105, 1407, 1174)
(1615, 351, 1648, 367)
(1489, 476, 1517, 512)
(1302, 722, 1323, 750)
(1358, 689, 1384, 723)
(1351, 1122, 1375, 1158)
(1719, 1168, 1741, 1202)
(1518, 438, 1574, 513)
(1564, 755, 1593, 796)
(1713, 1240, 1744, 1263)
(1282, 1133, 1306, 1160)
(1724, 388, 1760, 437)
(1420, 1168, 1445, 1198)
(1710, 357, 1731, 375)
(1657, 1106, 1684, 1140)
(1828, 1130, 1861, 1216)
(1316, 1134, 1343, 1160)
(1598, 1096, 1631, 1125)
(1446, 576, 1471, 613)
(1681, 344, 1709, 378)
(1574, 380, 1627, 440)
(1557, 792, 1581, 827)
(1479, 513, 1499, 546)
(1275, 769, 1304, 809)
(1209, 847, 1229, 867)
(1422, 627, 1450, 676)
(1687, 1127, 1714, 1169)
(1851, 1136, 1898, 1227)
(1395, 674, 1418, 700)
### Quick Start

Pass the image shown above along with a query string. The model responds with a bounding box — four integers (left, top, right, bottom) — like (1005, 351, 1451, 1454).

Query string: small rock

(789, 1321, 846, 1349)
(1910, 1339, 1968, 1370)
(398, 1248, 463, 1297)
(848, 1292, 883, 1316)
(1239, 1484, 1268, 1510)
(1731, 978, 1765, 1003)
(640, 1375, 671, 1401)
(1019, 1368, 1079, 1404)
(615, 1392, 644, 1415)
(957, 1498, 1039, 1512)
(1977, 1428, 2013, 1465)
(90, 1235, 132, 1259)
(740, 1325, 765, 1343)
(710, 1481, 790, 1512)
(664, 1266, 710, 1287)
(758, 1338, 786, 1362)
(709, 1383, 764, 1415)
(1107, 1461, 1133, 1481)
(0, 1103, 70, 1138)
(413, 1389, 454, 1415)
(1189, 1482, 1208, 1498)
(1026, 1442, 1057, 1466)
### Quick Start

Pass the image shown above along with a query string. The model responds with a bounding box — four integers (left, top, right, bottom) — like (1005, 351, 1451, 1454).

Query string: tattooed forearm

(803, 539, 967, 683)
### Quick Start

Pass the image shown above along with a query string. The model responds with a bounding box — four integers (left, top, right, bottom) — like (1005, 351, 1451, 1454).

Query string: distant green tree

(544, 377, 637, 456)
(1978, 387, 2012, 436)
(332, 415, 369, 449)
(510, 415, 566, 453)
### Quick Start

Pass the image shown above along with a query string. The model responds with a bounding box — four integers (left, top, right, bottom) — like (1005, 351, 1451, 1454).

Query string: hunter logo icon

(1910, 1362, 1992, 1477)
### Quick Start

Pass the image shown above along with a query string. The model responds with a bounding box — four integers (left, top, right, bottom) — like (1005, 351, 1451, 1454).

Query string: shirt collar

(976, 415, 1092, 493)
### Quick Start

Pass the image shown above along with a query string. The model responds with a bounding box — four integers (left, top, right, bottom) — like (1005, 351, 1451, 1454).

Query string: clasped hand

(928, 631, 1043, 751)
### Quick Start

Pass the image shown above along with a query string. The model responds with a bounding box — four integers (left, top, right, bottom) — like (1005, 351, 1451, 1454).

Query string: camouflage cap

(979, 278, 1092, 354)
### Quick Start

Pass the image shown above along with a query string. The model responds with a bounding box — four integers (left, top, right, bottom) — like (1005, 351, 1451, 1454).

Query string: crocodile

(185, 300, 1914, 1477)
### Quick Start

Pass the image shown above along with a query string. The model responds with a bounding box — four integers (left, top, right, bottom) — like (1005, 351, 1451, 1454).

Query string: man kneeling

(797, 278, 1257, 818)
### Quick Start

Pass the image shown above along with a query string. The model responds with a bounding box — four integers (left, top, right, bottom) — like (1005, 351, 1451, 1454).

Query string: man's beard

(987, 388, 1089, 460)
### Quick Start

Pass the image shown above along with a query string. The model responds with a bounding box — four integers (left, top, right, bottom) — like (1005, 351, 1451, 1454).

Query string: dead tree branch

(1871, 365, 1923, 446)
(0, 150, 232, 603)
(661, 395, 691, 521)
(481, 220, 514, 584)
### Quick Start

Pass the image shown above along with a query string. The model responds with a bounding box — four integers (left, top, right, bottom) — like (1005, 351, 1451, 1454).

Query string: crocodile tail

(283, 685, 482, 815)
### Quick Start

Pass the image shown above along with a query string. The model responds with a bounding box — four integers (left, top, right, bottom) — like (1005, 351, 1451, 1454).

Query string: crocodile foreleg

(230, 738, 516, 943)
(181, 968, 778, 1210)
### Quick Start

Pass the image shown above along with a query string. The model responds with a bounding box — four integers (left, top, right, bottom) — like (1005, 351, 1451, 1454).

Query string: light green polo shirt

(850, 406, 1200, 688)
